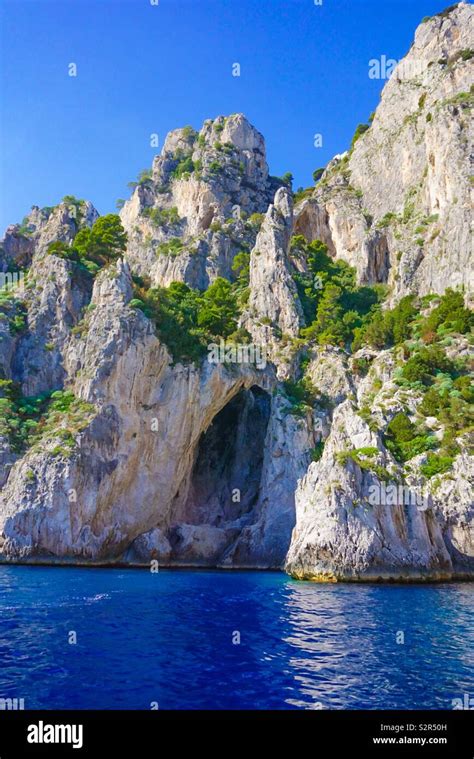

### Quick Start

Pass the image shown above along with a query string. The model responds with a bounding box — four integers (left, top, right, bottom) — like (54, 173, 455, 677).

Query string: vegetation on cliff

(0, 383, 95, 456)
(48, 214, 127, 276)
(130, 272, 251, 363)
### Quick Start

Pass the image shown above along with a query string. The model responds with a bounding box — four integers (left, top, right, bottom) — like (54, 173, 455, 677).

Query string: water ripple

(0, 567, 472, 709)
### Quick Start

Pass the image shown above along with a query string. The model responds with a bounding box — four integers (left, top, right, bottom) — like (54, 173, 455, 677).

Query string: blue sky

(0, 0, 454, 232)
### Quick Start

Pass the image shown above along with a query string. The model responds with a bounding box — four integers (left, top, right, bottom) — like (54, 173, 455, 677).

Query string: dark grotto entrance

(182, 385, 272, 528)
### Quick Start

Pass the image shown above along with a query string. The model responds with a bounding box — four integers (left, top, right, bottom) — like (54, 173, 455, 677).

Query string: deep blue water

(0, 566, 472, 710)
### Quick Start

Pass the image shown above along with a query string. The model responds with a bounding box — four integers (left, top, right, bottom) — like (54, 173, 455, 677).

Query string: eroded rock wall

(0, 4, 472, 579)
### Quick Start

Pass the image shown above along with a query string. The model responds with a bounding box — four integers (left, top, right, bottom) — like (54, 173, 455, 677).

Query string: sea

(0, 566, 472, 710)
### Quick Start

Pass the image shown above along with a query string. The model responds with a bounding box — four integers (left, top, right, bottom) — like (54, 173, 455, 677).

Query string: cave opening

(182, 385, 272, 528)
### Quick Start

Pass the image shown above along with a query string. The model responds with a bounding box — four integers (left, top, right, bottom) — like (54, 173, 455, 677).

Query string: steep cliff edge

(295, 1, 473, 299)
(0, 3, 472, 579)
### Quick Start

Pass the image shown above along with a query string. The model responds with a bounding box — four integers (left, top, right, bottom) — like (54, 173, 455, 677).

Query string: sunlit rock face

(285, 401, 459, 582)
(295, 2, 473, 299)
(0, 5, 472, 580)
(119, 113, 283, 290)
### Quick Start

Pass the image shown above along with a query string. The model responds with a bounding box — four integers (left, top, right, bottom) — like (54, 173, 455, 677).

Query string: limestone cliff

(0, 3, 472, 580)
(119, 113, 281, 290)
(295, 1, 473, 299)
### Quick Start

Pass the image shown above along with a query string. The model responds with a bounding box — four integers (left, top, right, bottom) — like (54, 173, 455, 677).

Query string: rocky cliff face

(295, 1, 473, 301)
(120, 113, 282, 290)
(285, 398, 471, 582)
(0, 4, 472, 580)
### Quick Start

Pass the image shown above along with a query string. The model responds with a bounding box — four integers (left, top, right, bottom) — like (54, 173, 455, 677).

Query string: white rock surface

(295, 3, 474, 299)
(0, 7, 472, 580)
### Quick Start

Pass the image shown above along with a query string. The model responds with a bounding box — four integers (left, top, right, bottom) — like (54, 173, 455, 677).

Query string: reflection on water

(282, 582, 474, 709)
(0, 566, 472, 709)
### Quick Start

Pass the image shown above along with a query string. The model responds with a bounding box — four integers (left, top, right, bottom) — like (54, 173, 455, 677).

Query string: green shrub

(356, 446, 379, 457)
(137, 169, 152, 185)
(292, 237, 381, 348)
(0, 290, 28, 335)
(9, 313, 27, 335)
(0, 384, 94, 455)
(293, 187, 314, 204)
(65, 214, 127, 271)
(172, 156, 196, 180)
(181, 125, 196, 139)
(15, 216, 35, 236)
(420, 453, 454, 478)
(130, 274, 247, 364)
(352, 356, 371, 376)
(280, 172, 293, 187)
(47, 240, 81, 263)
(336, 447, 390, 480)
(436, 4, 463, 19)
(452, 375, 474, 403)
(156, 237, 184, 257)
(143, 207, 180, 227)
(376, 212, 398, 228)
(62, 195, 87, 224)
(384, 412, 436, 463)
(248, 213, 264, 229)
(353, 295, 417, 351)
(350, 123, 370, 150)
(231, 251, 250, 309)
(386, 413, 416, 444)
(418, 387, 446, 417)
(311, 284, 347, 346)
(197, 278, 239, 338)
(131, 281, 205, 363)
(312, 168, 325, 183)
(439, 396, 474, 438)
(357, 406, 379, 432)
(129, 298, 146, 309)
(283, 377, 319, 416)
(420, 288, 473, 339)
(310, 441, 325, 461)
(401, 345, 454, 385)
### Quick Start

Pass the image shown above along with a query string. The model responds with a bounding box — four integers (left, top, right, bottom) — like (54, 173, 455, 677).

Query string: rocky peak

(119, 114, 283, 289)
(1, 198, 99, 271)
(411, 2, 472, 62)
(154, 113, 269, 188)
(295, 1, 473, 300)
(160, 126, 197, 159)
